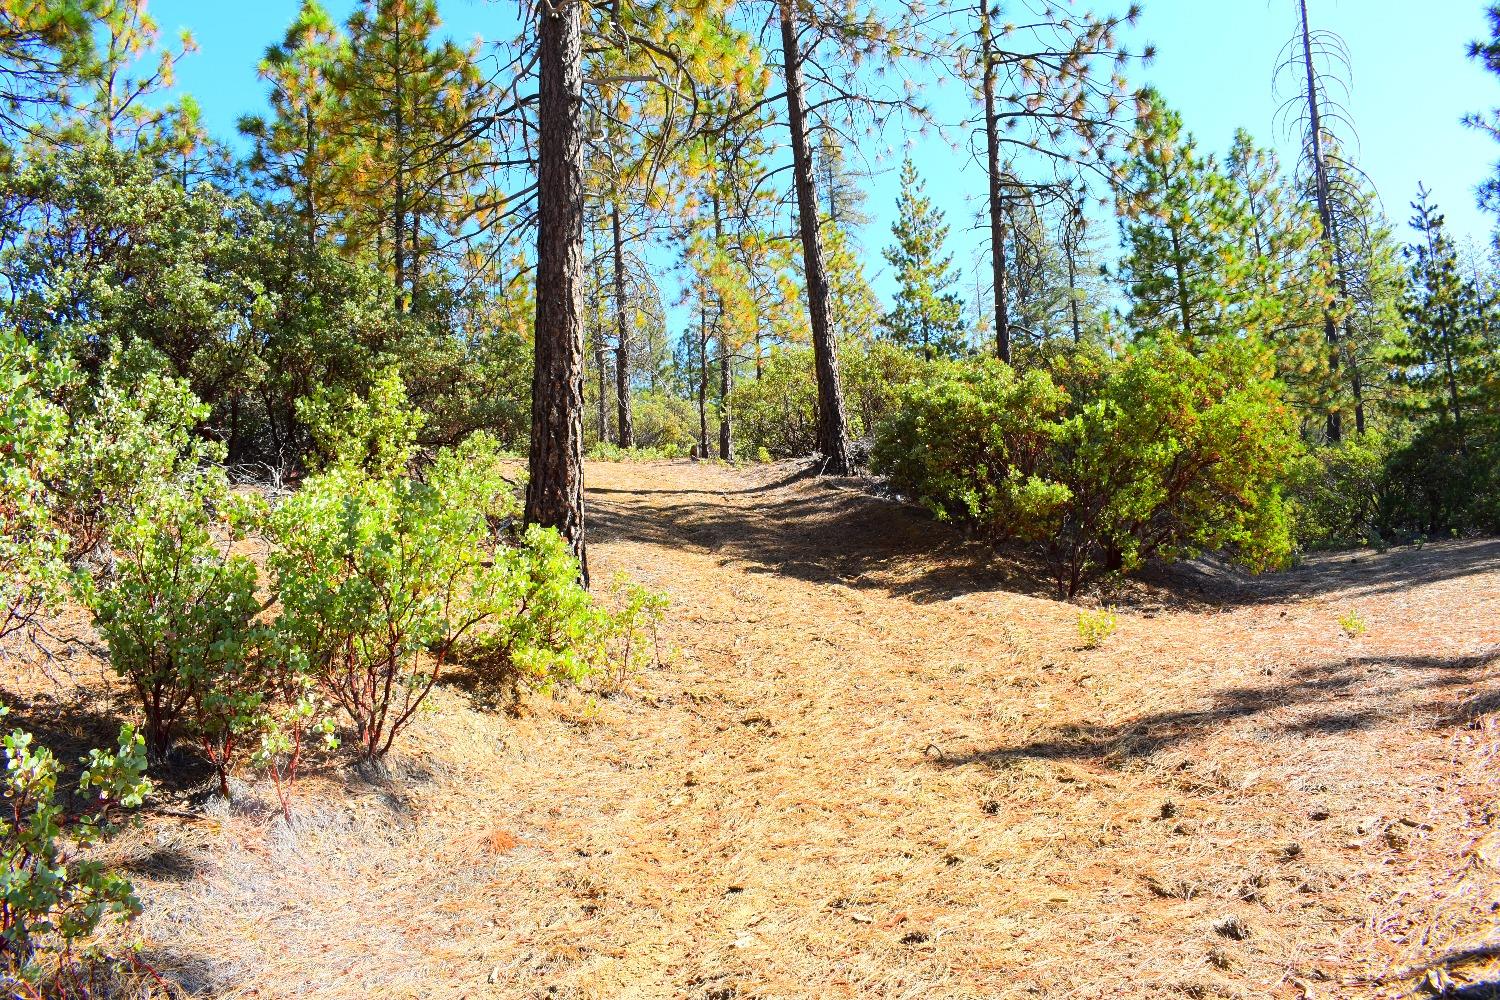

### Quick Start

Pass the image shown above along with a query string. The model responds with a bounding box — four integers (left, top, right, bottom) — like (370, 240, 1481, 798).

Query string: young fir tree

(1117, 91, 1241, 348)
(1394, 187, 1495, 448)
(1223, 130, 1339, 419)
(239, 1, 346, 252)
(882, 157, 966, 360)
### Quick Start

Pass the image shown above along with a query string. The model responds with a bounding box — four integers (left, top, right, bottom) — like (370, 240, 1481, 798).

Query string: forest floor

(8, 459, 1500, 999)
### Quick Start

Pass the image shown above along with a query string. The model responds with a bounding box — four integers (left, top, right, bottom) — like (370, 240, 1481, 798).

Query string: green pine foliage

(1393, 188, 1495, 443)
(882, 158, 967, 360)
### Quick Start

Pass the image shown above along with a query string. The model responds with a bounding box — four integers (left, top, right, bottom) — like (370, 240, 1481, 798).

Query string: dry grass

(4, 458, 1500, 999)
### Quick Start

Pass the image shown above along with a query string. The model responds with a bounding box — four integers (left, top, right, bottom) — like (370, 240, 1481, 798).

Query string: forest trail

(104, 460, 1500, 998)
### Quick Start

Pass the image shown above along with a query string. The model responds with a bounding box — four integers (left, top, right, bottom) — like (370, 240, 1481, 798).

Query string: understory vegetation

(1, 0, 1499, 994)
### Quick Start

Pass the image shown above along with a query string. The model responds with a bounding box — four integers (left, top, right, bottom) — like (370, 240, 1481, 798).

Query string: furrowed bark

(779, 0, 852, 473)
(526, 0, 588, 584)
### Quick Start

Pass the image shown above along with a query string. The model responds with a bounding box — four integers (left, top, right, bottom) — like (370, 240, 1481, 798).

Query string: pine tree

(239, 1, 346, 250)
(1395, 187, 1494, 447)
(1223, 130, 1339, 419)
(1117, 91, 1239, 348)
(1468, 5, 1500, 214)
(882, 158, 966, 360)
(0, 0, 110, 145)
(963, 0, 1141, 362)
(333, 0, 495, 314)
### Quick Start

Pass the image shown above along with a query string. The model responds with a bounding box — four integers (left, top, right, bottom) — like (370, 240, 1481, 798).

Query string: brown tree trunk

(719, 343, 732, 461)
(697, 298, 711, 457)
(980, 3, 1011, 363)
(392, 7, 408, 315)
(1066, 240, 1083, 344)
(1169, 223, 1194, 344)
(1299, 0, 1343, 443)
(526, 0, 588, 584)
(778, 0, 852, 473)
(594, 304, 609, 445)
(713, 193, 732, 461)
(612, 202, 634, 448)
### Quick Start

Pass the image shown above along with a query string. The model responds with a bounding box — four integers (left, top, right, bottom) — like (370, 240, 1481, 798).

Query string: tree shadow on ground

(589, 465, 1500, 608)
(589, 471, 1062, 604)
(134, 948, 234, 998)
(1142, 539, 1500, 607)
(0, 685, 220, 801)
(933, 649, 1499, 772)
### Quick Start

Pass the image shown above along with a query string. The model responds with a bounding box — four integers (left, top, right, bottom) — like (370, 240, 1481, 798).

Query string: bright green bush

(1288, 437, 1388, 549)
(728, 348, 820, 460)
(873, 339, 1300, 597)
(458, 525, 613, 703)
(1045, 338, 1299, 596)
(842, 339, 928, 440)
(461, 536, 669, 702)
(0, 330, 71, 645)
(871, 357, 1070, 535)
(295, 365, 425, 479)
(51, 342, 217, 559)
(593, 577, 670, 694)
(1338, 608, 1367, 638)
(268, 467, 476, 758)
(268, 424, 664, 744)
(426, 430, 524, 531)
(585, 441, 682, 462)
(86, 473, 268, 774)
(627, 390, 697, 455)
(0, 708, 150, 986)
(1077, 608, 1118, 648)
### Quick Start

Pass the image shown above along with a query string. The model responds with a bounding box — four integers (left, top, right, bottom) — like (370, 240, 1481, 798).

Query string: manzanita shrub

(49, 343, 218, 561)
(295, 365, 424, 479)
(0, 330, 71, 646)
(1044, 338, 1298, 596)
(85, 473, 268, 777)
(873, 338, 1300, 596)
(269, 430, 662, 757)
(457, 531, 671, 704)
(870, 357, 1070, 537)
(268, 466, 486, 759)
(0, 707, 150, 988)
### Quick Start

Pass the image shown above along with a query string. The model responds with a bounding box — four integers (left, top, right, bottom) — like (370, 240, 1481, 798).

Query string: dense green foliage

(0, 708, 150, 987)
(0, 0, 1497, 987)
(874, 340, 1300, 595)
(86, 473, 266, 769)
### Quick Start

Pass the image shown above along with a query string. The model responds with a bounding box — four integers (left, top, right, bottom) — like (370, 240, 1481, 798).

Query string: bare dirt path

(88, 460, 1500, 999)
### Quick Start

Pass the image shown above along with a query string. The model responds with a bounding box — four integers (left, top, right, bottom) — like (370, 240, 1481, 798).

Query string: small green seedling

(1078, 607, 1118, 649)
(1338, 609, 1367, 638)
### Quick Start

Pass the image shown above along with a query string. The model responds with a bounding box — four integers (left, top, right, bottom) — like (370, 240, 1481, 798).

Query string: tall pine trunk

(779, 0, 852, 473)
(1299, 0, 1343, 443)
(980, 3, 1011, 363)
(697, 299, 710, 457)
(526, 0, 588, 584)
(713, 193, 732, 460)
(594, 303, 609, 445)
(612, 202, 634, 448)
(1065, 234, 1083, 344)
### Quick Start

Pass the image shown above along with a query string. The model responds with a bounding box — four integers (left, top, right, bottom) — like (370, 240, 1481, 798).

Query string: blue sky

(150, 0, 1500, 312)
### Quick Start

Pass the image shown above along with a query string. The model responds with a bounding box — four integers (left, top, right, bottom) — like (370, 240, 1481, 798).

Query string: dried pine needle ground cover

(5, 459, 1500, 999)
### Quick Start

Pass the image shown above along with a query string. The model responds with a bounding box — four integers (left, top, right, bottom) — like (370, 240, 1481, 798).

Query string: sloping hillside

(10, 459, 1500, 999)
